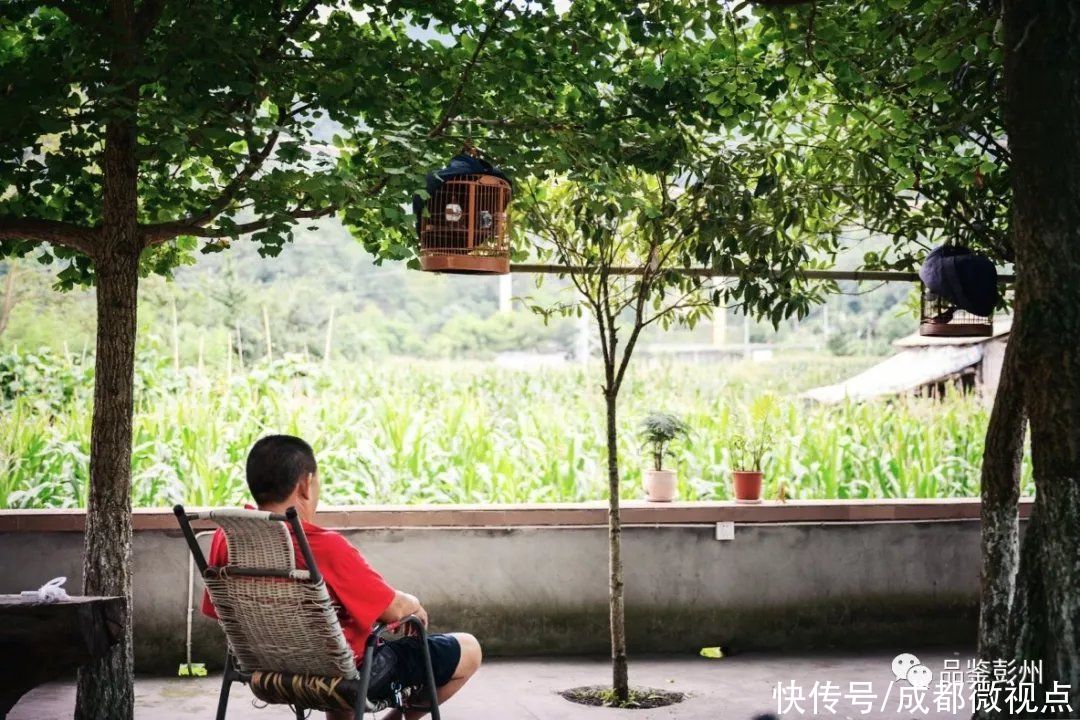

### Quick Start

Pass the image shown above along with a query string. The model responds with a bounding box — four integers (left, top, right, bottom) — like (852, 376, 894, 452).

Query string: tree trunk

(75, 248, 139, 720)
(1002, 0, 1080, 712)
(605, 388, 630, 702)
(977, 337, 1026, 666)
(76, 2, 139, 716)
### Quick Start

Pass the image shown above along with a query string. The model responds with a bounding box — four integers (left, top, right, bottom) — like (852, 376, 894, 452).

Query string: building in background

(802, 319, 1011, 403)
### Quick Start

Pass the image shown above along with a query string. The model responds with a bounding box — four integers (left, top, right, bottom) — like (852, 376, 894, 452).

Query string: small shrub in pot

(639, 412, 689, 502)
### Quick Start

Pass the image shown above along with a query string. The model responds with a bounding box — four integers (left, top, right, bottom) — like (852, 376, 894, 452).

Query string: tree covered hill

(0, 221, 913, 362)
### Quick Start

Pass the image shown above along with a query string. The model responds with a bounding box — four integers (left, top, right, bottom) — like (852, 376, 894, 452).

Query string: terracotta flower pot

(643, 469, 677, 502)
(732, 470, 763, 504)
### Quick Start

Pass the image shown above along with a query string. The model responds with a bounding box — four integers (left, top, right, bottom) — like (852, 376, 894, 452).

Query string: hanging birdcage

(918, 245, 997, 338)
(919, 284, 994, 337)
(414, 154, 512, 275)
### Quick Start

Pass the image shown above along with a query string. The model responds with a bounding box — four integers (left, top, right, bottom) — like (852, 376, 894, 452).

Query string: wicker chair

(174, 505, 441, 720)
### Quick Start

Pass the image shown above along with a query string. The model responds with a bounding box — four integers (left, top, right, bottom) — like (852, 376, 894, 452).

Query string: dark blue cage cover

(413, 154, 512, 235)
(918, 245, 998, 317)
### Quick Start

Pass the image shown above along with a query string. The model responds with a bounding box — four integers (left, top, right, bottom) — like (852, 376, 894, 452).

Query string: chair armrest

(371, 615, 428, 640)
(397, 615, 429, 639)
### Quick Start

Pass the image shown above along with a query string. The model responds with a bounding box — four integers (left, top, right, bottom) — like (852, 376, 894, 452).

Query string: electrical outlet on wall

(715, 521, 735, 541)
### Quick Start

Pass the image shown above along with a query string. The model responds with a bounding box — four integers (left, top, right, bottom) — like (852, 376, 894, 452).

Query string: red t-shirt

(200, 514, 396, 656)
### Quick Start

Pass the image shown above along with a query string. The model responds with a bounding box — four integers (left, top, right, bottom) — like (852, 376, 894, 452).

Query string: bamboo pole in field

(262, 305, 273, 362)
(226, 332, 233, 381)
(323, 305, 335, 365)
(171, 298, 180, 372)
(235, 320, 244, 370)
(712, 306, 727, 348)
(0, 262, 16, 338)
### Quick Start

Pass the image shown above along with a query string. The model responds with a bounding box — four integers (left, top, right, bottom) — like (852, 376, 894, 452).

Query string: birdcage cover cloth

(412, 154, 512, 234)
(919, 245, 999, 317)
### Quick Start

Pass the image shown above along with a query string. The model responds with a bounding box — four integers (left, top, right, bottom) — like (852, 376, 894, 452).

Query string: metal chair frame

(174, 505, 441, 720)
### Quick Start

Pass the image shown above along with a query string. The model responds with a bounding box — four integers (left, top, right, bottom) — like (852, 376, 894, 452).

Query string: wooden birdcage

(919, 284, 993, 337)
(419, 174, 511, 275)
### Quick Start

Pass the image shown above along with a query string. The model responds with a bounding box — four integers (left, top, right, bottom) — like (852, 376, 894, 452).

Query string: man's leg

(385, 632, 482, 720)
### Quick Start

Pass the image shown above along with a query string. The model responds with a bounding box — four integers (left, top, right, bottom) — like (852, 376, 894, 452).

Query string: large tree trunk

(977, 338, 1026, 666)
(76, 2, 140, 717)
(605, 388, 629, 702)
(76, 249, 139, 720)
(1002, 0, 1080, 712)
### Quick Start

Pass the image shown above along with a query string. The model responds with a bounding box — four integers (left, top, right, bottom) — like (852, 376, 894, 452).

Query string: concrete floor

(11, 648, 969, 719)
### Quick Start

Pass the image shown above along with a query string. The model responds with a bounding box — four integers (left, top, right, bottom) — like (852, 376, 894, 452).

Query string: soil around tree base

(560, 685, 685, 709)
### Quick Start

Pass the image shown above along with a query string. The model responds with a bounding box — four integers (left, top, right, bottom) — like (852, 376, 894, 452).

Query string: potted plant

(639, 412, 689, 502)
(728, 396, 776, 504)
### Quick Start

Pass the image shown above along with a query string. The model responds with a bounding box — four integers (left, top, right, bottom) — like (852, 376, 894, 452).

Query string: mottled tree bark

(1002, 0, 1080, 713)
(76, 248, 139, 720)
(605, 388, 629, 701)
(978, 338, 1026, 666)
(75, 1, 140, 717)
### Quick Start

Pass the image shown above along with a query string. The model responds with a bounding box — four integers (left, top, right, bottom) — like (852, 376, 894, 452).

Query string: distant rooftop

(803, 317, 1012, 404)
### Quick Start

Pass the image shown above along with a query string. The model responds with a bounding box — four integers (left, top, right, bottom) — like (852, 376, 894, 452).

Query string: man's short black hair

(246, 435, 317, 505)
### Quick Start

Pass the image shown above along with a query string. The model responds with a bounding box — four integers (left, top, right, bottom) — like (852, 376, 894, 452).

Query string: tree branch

(274, 0, 321, 56)
(613, 237, 660, 392)
(444, 114, 637, 132)
(175, 120, 283, 233)
(0, 217, 98, 256)
(427, 0, 514, 139)
(176, 0, 319, 147)
(144, 204, 337, 242)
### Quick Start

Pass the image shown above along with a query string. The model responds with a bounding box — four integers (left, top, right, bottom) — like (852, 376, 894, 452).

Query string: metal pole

(498, 274, 513, 313)
(742, 313, 750, 359)
(576, 312, 589, 364)
(712, 306, 727, 348)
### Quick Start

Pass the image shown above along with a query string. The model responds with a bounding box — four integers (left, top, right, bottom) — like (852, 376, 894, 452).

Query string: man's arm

(379, 589, 428, 627)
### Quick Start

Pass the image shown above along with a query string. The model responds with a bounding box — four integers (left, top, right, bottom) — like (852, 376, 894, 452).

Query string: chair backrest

(177, 507, 358, 679)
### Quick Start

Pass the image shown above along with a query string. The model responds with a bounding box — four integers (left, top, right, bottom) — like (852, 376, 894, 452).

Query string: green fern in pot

(639, 411, 689, 502)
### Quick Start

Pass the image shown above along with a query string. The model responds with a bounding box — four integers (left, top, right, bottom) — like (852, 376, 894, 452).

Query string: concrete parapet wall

(0, 500, 1012, 674)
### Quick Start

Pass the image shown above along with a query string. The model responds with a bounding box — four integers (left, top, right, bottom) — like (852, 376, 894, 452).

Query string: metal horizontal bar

(207, 567, 301, 579)
(510, 264, 1016, 284)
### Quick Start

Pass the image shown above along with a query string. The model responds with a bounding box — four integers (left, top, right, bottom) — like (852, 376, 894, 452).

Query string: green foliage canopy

(751, 0, 1009, 270)
(0, 0, 775, 282)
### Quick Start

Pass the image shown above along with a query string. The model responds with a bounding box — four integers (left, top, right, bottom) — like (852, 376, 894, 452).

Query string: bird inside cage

(427, 181, 473, 253)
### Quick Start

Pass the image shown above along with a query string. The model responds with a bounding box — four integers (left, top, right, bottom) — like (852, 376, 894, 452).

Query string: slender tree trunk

(977, 338, 1026, 666)
(1002, 0, 1080, 712)
(605, 386, 629, 702)
(76, 2, 139, 717)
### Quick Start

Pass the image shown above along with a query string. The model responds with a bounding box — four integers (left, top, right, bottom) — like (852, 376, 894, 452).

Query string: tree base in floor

(560, 685, 684, 709)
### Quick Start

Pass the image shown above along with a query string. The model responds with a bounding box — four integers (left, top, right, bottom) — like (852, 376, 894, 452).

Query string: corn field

(0, 350, 1031, 508)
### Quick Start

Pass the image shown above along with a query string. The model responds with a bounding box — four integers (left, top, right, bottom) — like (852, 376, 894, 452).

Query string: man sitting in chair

(201, 434, 482, 720)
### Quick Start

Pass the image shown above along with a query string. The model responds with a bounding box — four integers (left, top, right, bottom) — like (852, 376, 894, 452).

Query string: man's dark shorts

(368, 634, 461, 700)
